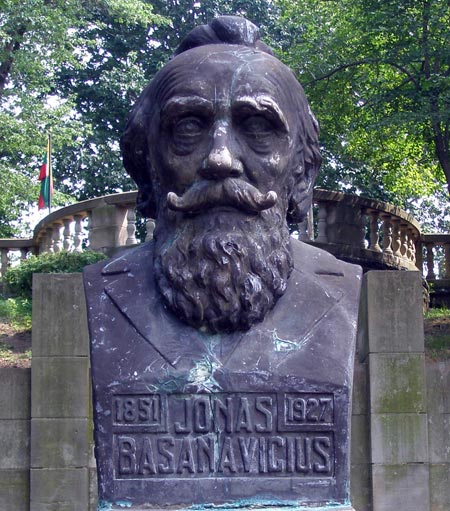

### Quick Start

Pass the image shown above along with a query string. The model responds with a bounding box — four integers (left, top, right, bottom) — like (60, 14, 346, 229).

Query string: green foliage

(4, 250, 107, 298)
(0, 0, 167, 234)
(275, 0, 450, 224)
(0, 296, 32, 331)
(425, 307, 450, 320)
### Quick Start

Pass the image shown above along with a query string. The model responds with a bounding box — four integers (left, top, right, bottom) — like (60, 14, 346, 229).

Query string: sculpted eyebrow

(161, 96, 214, 121)
(233, 95, 289, 132)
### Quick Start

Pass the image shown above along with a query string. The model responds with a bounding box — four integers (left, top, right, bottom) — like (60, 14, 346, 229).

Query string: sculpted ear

(287, 159, 320, 223)
(287, 108, 322, 223)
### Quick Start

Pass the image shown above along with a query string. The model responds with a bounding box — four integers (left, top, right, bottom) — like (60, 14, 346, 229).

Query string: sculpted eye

(240, 115, 276, 138)
(173, 117, 205, 138)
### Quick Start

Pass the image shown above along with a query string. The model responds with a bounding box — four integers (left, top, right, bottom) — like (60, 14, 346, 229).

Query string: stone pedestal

(30, 274, 93, 511)
(358, 271, 430, 511)
(84, 240, 362, 510)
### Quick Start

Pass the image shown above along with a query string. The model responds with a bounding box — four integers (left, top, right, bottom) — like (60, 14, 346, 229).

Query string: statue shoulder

(84, 242, 155, 278)
(290, 238, 362, 281)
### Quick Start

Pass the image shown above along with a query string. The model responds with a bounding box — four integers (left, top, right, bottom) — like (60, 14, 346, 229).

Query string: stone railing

(0, 192, 155, 279)
(419, 233, 450, 281)
(1, 188, 448, 281)
(0, 239, 34, 279)
(301, 189, 421, 272)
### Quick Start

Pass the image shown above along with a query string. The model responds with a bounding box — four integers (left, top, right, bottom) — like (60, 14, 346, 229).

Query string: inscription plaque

(112, 393, 335, 479)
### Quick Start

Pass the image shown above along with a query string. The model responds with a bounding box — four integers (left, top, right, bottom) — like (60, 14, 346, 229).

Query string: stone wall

(0, 271, 448, 510)
(0, 367, 30, 509)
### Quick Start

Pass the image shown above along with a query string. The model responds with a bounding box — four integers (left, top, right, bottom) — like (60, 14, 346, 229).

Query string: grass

(424, 307, 450, 360)
(0, 341, 31, 364)
(0, 296, 32, 331)
(425, 307, 450, 320)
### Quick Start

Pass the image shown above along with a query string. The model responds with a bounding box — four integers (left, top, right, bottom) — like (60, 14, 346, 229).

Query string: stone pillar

(358, 271, 429, 511)
(89, 203, 128, 253)
(30, 274, 92, 511)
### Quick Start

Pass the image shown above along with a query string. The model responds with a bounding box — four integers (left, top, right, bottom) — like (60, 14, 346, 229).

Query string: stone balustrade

(299, 189, 421, 272)
(419, 233, 450, 281)
(1, 189, 449, 284)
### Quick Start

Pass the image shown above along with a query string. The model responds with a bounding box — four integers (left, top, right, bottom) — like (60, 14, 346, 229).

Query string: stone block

(0, 469, 30, 511)
(371, 413, 428, 464)
(0, 419, 30, 469)
(426, 361, 446, 415)
(31, 357, 89, 418)
(372, 463, 430, 511)
(428, 413, 450, 463)
(30, 468, 88, 511)
(360, 271, 424, 357)
(0, 367, 31, 419)
(352, 358, 368, 416)
(369, 353, 426, 414)
(33, 274, 89, 358)
(351, 414, 370, 465)
(31, 418, 89, 469)
(443, 365, 450, 414)
(429, 463, 450, 511)
(89, 466, 98, 511)
(350, 462, 372, 511)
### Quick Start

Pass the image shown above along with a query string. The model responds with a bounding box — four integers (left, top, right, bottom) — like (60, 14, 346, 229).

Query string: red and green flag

(38, 136, 53, 211)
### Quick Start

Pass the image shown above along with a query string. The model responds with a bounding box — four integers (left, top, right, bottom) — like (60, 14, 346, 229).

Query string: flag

(38, 136, 53, 211)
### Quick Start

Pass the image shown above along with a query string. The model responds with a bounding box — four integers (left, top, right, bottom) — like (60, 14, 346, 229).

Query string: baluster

(425, 243, 436, 279)
(407, 228, 416, 263)
(315, 202, 328, 243)
(359, 209, 368, 248)
(368, 211, 381, 252)
(46, 227, 54, 253)
(73, 214, 84, 252)
(444, 243, 450, 279)
(63, 218, 73, 251)
(399, 224, 408, 260)
(1, 248, 8, 278)
(381, 214, 393, 255)
(145, 219, 155, 242)
(415, 238, 424, 273)
(126, 206, 137, 245)
(86, 214, 92, 249)
(391, 218, 402, 257)
(52, 222, 63, 253)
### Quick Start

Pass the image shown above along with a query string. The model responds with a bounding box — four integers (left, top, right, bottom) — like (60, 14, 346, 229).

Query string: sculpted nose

(200, 125, 244, 180)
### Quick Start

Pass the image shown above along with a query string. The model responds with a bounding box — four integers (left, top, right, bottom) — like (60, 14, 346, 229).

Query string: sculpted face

(148, 46, 303, 218)
(121, 43, 320, 333)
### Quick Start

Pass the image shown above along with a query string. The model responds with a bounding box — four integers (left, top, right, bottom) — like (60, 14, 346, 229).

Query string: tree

(276, 0, 450, 221)
(0, 0, 165, 236)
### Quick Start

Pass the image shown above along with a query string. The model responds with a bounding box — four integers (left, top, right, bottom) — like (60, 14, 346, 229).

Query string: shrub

(4, 250, 107, 299)
(0, 296, 32, 331)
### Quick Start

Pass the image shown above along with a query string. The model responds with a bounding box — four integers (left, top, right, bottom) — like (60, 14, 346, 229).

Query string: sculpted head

(120, 16, 322, 333)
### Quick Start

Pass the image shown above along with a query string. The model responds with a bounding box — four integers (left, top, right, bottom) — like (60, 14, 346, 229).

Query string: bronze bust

(84, 16, 361, 510)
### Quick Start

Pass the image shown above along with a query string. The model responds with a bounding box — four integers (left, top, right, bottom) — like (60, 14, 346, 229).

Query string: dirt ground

(0, 322, 31, 368)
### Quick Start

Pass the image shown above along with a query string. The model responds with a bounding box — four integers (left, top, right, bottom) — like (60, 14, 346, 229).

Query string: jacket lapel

(101, 242, 345, 370)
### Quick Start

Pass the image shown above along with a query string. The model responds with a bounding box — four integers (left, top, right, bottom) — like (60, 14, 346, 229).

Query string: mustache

(166, 178, 277, 215)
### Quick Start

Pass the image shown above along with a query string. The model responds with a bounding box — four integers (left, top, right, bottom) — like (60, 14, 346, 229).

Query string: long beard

(154, 207, 293, 333)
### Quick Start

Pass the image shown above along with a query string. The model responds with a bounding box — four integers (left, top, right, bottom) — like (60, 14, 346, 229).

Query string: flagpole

(48, 132, 52, 215)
